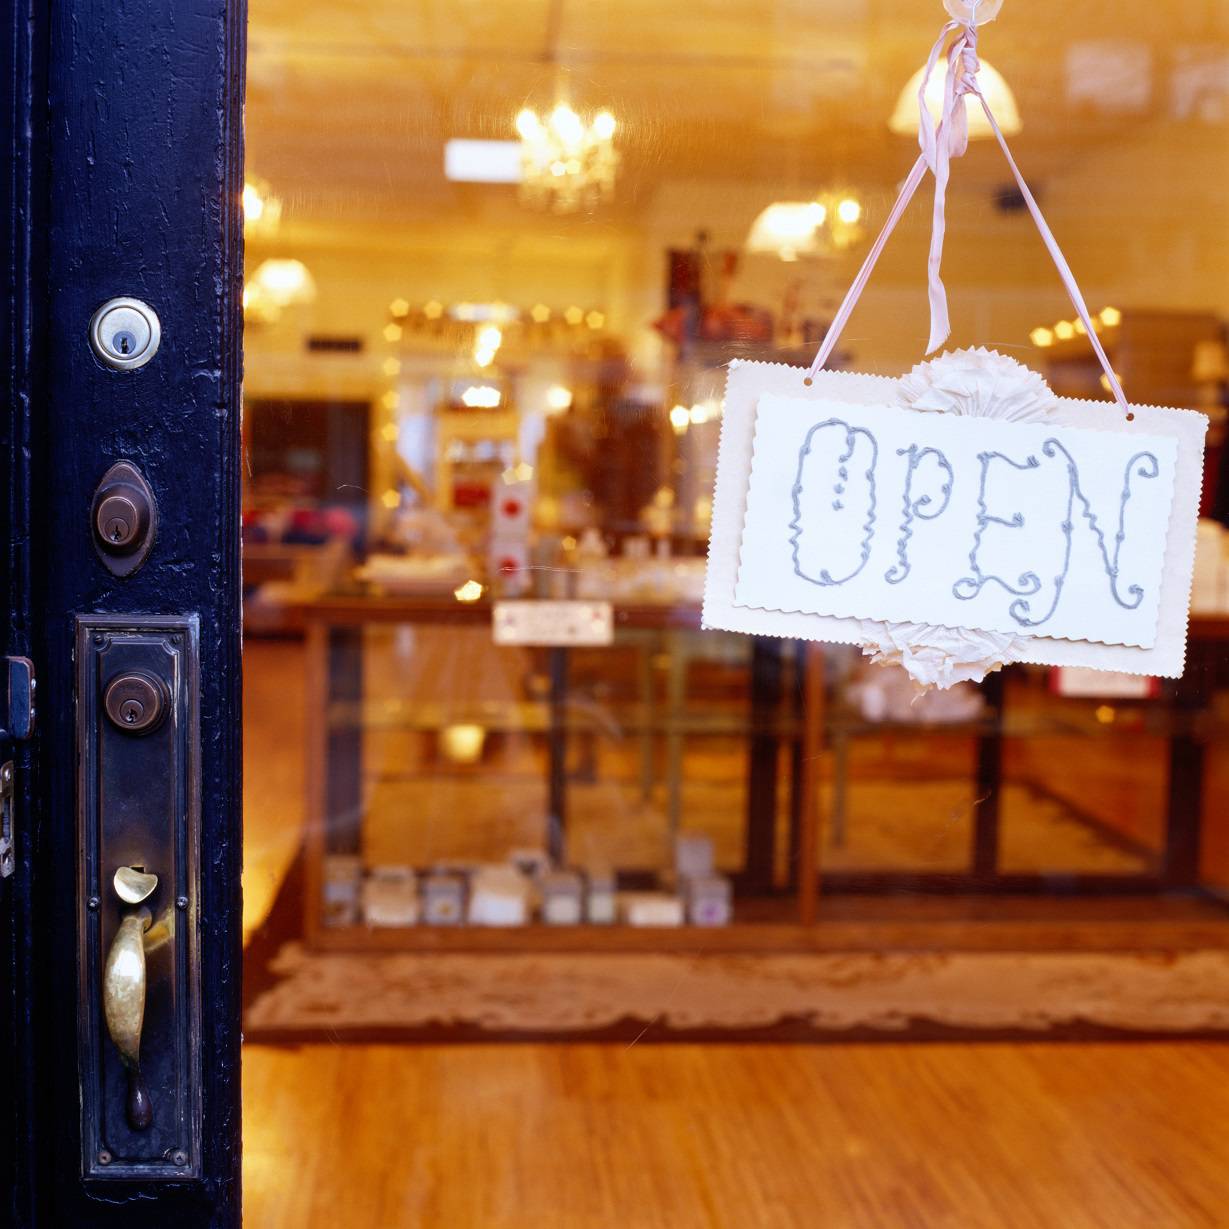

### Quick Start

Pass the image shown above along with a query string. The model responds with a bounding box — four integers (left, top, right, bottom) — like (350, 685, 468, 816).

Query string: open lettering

(737, 397, 1178, 651)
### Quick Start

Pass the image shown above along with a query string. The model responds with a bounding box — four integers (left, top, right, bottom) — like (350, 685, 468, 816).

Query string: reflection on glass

(241, 0, 1229, 942)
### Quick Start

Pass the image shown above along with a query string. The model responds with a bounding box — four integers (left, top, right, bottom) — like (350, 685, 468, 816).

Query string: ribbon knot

(920, 20, 979, 349)
(805, 13, 1131, 419)
(955, 33, 980, 91)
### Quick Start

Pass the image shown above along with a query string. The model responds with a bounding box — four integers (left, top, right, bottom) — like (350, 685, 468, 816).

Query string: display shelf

(290, 590, 706, 630)
(827, 706, 1212, 741)
(307, 893, 1229, 955)
(327, 697, 801, 739)
(313, 894, 804, 953)
(294, 594, 1229, 954)
(299, 599, 821, 947)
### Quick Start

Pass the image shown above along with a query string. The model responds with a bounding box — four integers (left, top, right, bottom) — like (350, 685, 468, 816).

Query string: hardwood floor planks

(244, 1041, 1229, 1228)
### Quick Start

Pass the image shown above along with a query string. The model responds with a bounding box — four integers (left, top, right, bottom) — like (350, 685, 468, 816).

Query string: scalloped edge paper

(702, 357, 1209, 680)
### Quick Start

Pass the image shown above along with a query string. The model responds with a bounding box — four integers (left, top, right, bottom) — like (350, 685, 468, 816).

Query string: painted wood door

(5, 0, 245, 1224)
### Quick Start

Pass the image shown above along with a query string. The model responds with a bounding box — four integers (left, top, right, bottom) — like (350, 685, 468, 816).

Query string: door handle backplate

(76, 615, 201, 1180)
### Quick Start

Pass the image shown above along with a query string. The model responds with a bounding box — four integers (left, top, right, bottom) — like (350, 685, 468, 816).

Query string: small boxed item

(422, 872, 466, 925)
(622, 892, 685, 927)
(674, 832, 715, 882)
(431, 859, 480, 877)
(468, 864, 533, 926)
(686, 875, 733, 926)
(356, 552, 470, 596)
(322, 854, 363, 927)
(586, 871, 617, 925)
(507, 847, 552, 880)
(361, 865, 418, 927)
(540, 870, 584, 925)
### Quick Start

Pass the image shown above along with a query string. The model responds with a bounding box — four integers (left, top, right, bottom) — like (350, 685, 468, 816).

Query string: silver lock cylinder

(89, 297, 161, 370)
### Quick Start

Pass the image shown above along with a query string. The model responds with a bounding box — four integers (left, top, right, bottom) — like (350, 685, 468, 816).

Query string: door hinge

(0, 761, 13, 878)
(1, 656, 35, 743)
(0, 657, 36, 879)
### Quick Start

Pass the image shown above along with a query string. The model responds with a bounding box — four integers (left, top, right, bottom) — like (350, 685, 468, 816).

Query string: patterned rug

(243, 858, 1229, 1043)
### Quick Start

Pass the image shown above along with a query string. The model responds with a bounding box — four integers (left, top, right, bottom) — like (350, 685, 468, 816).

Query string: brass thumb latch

(103, 866, 170, 1132)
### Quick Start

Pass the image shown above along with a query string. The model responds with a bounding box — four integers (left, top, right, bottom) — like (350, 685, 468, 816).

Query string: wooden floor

(242, 638, 1229, 1225)
(244, 1040, 1229, 1228)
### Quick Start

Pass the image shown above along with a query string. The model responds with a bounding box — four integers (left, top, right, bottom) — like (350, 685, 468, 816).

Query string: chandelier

(514, 104, 618, 213)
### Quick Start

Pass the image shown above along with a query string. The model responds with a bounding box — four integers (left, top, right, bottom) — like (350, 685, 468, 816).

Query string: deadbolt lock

(104, 671, 170, 735)
(96, 492, 143, 549)
(89, 297, 161, 371)
(91, 461, 157, 576)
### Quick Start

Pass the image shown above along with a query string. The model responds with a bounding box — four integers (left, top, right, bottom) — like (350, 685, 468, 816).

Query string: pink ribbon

(806, 17, 1131, 419)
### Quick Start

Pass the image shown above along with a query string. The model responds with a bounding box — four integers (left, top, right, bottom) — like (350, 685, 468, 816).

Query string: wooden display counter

(290, 591, 1229, 954)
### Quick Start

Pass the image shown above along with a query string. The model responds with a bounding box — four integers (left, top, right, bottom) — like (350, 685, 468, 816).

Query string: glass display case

(258, 581, 1229, 951)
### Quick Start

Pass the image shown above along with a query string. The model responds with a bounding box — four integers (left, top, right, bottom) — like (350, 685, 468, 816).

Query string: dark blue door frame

(2, 0, 44, 1223)
(4, 1, 245, 1225)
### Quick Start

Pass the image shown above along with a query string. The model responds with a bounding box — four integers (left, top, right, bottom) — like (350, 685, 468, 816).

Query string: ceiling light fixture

(472, 324, 503, 369)
(1030, 307, 1122, 349)
(444, 139, 523, 184)
(515, 104, 618, 213)
(243, 257, 315, 323)
(242, 177, 282, 238)
(745, 193, 865, 262)
(746, 202, 826, 262)
(461, 385, 502, 408)
(251, 258, 315, 307)
(889, 57, 1021, 139)
(545, 385, 573, 414)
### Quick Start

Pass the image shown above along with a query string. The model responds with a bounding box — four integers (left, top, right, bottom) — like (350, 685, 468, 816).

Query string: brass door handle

(102, 866, 160, 1131)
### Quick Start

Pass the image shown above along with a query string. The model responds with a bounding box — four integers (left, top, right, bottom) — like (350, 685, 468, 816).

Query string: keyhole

(121, 699, 144, 724)
(112, 330, 136, 356)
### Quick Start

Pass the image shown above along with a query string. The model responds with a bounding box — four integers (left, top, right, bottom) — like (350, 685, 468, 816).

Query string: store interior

(238, 1, 1229, 1222)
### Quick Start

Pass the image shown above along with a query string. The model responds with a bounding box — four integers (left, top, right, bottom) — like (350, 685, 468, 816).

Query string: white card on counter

(734, 395, 1178, 649)
(493, 600, 614, 647)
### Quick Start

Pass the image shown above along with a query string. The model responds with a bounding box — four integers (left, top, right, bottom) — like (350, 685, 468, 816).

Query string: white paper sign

(703, 359, 1209, 680)
(735, 395, 1178, 649)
